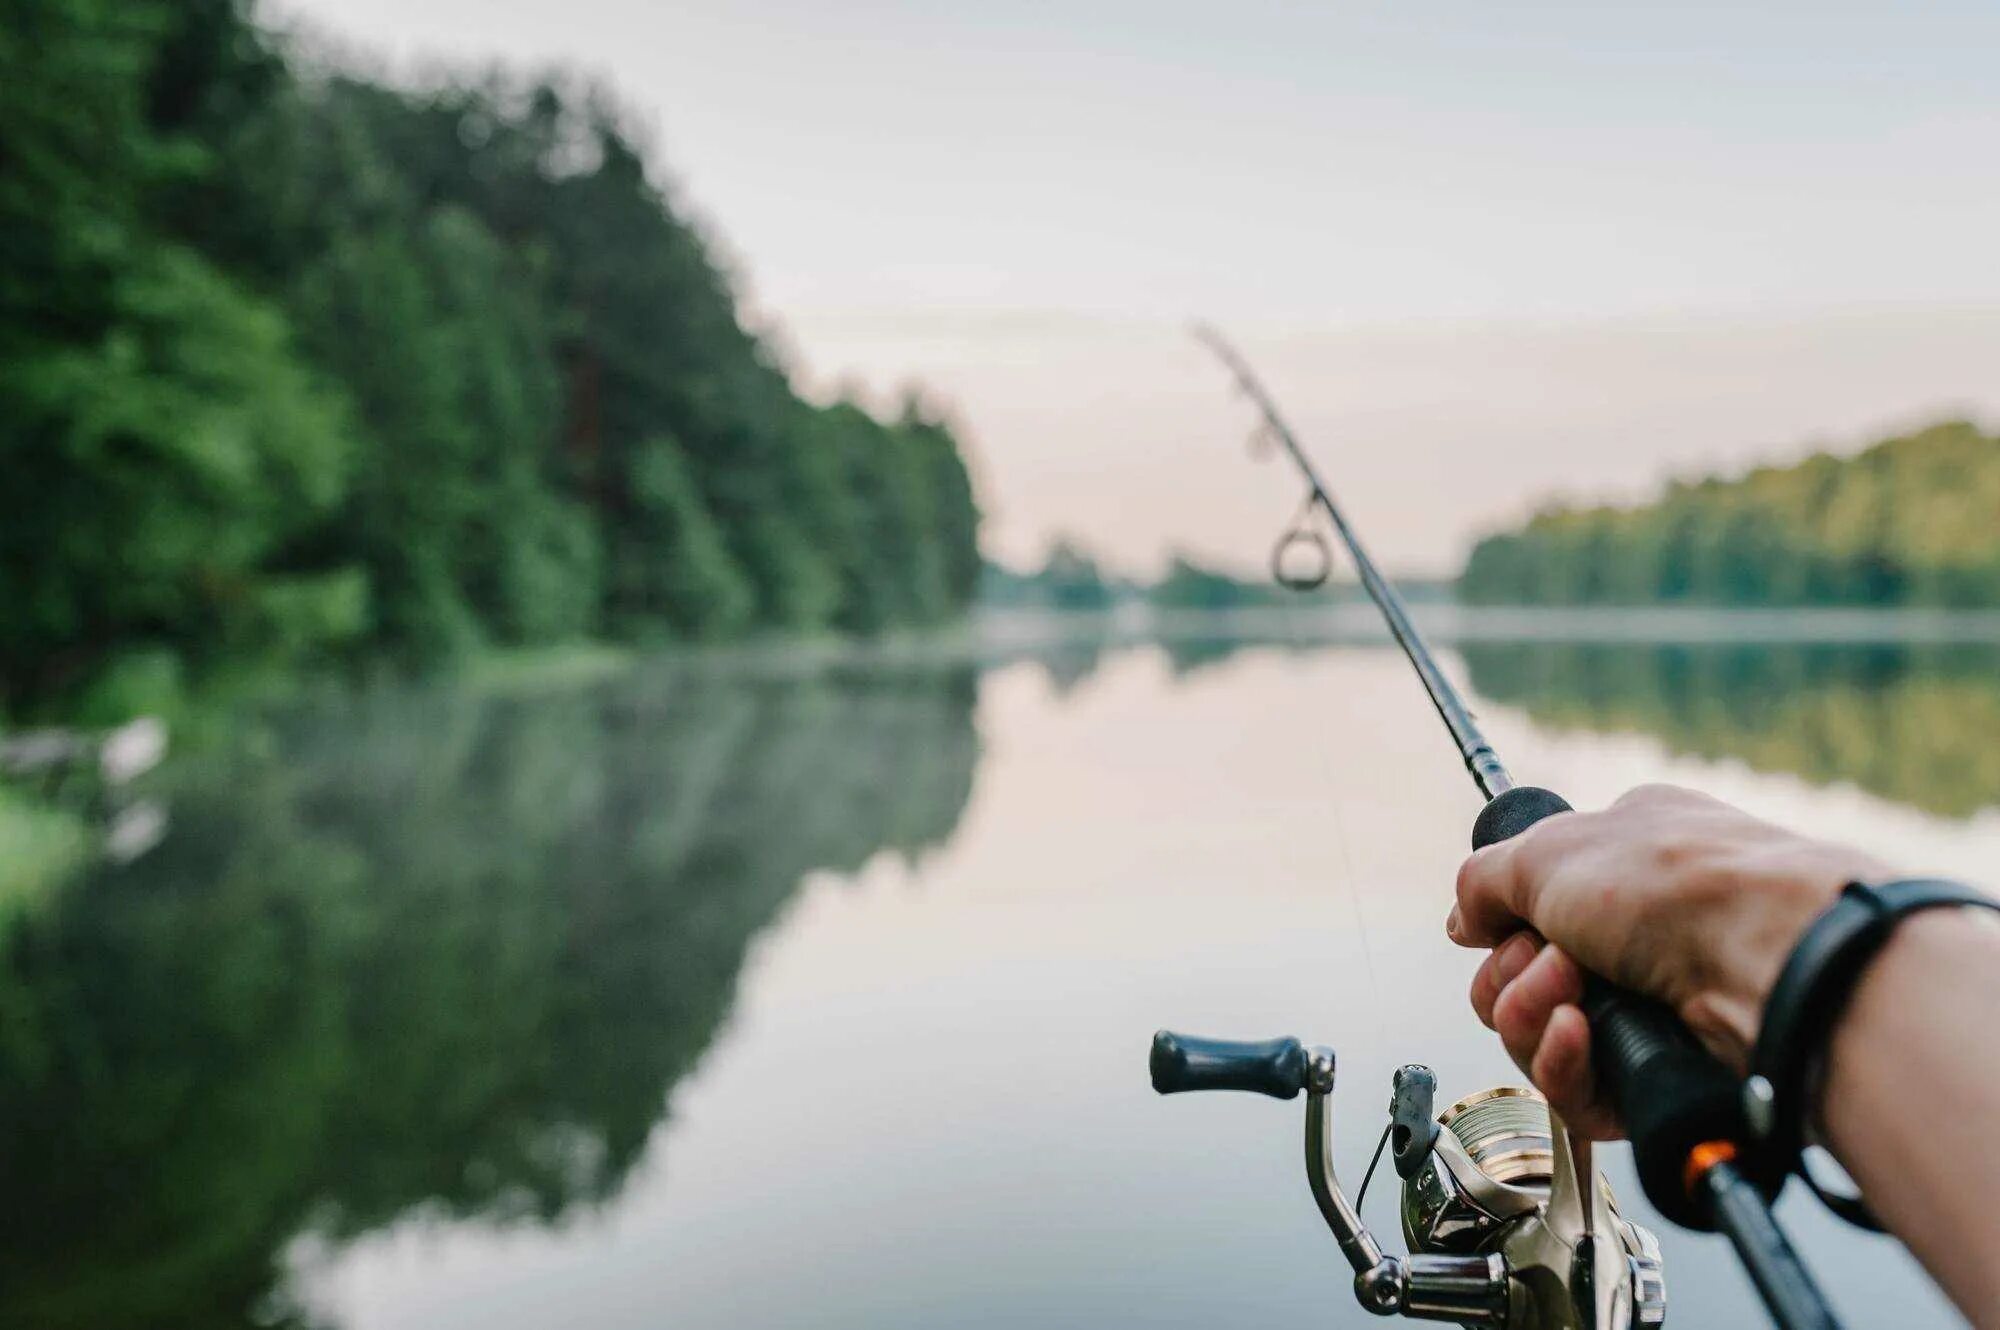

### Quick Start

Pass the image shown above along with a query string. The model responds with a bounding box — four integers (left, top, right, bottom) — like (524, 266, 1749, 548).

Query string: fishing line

(1259, 452, 1383, 1017)
(1254, 412, 1409, 1230)
(1261, 432, 1405, 1240)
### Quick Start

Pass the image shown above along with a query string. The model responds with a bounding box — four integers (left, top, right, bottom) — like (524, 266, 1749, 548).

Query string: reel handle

(1150, 1031, 1307, 1099)
(1471, 785, 1751, 1230)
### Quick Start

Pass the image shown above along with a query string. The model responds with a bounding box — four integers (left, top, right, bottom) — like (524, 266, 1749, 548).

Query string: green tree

(1, 4, 986, 711)
(0, 0, 354, 704)
(606, 439, 755, 639)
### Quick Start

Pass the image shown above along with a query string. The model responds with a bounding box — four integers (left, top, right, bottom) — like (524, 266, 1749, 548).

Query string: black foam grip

(1470, 786, 1750, 1230)
(1149, 1031, 1306, 1099)
(1471, 785, 1574, 849)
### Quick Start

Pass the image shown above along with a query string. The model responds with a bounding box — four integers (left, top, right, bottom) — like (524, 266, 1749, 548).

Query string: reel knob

(1149, 1031, 1308, 1099)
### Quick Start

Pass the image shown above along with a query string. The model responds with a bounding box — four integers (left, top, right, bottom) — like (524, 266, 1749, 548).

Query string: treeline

(1, 0, 980, 714)
(1459, 422, 2000, 607)
(982, 539, 1140, 612)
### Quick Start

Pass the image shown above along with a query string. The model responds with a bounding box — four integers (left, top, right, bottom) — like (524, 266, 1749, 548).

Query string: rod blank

(1193, 325, 1512, 800)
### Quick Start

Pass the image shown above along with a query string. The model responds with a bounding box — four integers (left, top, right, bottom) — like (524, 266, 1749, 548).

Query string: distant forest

(1, 0, 980, 714)
(1460, 422, 2000, 607)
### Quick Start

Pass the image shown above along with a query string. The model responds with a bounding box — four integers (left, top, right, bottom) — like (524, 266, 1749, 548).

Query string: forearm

(1456, 788, 2000, 1321)
(1820, 910, 2000, 1325)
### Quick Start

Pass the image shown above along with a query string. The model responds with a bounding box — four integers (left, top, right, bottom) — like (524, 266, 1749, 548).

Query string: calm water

(4, 629, 1994, 1328)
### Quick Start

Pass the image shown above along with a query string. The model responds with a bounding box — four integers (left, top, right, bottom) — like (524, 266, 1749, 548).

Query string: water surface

(3, 630, 1990, 1328)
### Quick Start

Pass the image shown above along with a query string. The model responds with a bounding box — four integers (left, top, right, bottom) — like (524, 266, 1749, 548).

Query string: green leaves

(609, 439, 755, 639)
(2, 3, 983, 714)
(0, 242, 352, 696)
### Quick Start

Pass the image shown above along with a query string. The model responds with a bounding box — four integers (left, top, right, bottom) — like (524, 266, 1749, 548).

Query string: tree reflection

(0, 661, 980, 1329)
(1460, 642, 2000, 818)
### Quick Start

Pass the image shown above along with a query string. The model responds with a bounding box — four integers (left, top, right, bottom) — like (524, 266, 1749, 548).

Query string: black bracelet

(1746, 877, 2000, 1227)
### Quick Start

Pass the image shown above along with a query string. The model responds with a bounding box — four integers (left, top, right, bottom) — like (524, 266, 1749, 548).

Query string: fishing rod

(1145, 326, 1841, 1330)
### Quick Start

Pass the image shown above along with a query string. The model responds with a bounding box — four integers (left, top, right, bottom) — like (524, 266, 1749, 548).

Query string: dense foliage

(1459, 422, 2000, 607)
(0, 0, 980, 713)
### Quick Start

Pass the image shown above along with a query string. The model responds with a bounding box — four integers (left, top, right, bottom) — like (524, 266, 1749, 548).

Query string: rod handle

(1149, 1031, 1307, 1099)
(1471, 786, 1749, 1230)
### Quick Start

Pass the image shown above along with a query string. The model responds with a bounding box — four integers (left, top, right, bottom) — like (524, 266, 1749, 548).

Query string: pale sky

(273, 1, 2000, 574)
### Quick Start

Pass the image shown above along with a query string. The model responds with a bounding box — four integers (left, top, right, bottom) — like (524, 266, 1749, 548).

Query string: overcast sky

(273, 1, 2000, 574)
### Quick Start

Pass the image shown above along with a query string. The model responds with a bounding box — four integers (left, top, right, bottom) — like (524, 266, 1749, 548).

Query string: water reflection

(1092, 620, 2000, 819)
(1460, 641, 2000, 818)
(0, 630, 1986, 1330)
(0, 662, 979, 1330)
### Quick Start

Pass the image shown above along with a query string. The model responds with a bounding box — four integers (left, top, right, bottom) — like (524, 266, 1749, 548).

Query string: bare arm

(1820, 909, 2000, 1321)
(1448, 783, 2000, 1325)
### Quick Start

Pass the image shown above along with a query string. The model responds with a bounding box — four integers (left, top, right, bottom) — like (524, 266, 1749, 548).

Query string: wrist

(1676, 841, 1880, 1070)
(1744, 878, 2000, 1228)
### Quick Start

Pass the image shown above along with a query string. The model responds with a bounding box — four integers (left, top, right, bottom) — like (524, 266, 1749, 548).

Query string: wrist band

(1746, 877, 2000, 1227)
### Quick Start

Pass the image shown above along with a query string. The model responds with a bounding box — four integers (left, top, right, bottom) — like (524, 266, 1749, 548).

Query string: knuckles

(1613, 781, 1692, 810)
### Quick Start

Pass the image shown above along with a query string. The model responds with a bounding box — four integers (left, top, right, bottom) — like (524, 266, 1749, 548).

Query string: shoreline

(970, 603, 2000, 650)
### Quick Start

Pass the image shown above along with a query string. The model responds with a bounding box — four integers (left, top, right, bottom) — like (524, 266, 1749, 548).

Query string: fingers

(1469, 930, 1541, 1029)
(1450, 810, 1584, 948)
(1478, 944, 1623, 1139)
(1451, 785, 1714, 1144)
(1449, 789, 1693, 951)
(1492, 943, 1583, 1068)
(1449, 841, 1524, 948)
(1532, 1004, 1621, 1140)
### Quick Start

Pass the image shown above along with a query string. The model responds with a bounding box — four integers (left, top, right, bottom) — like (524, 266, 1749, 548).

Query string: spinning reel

(1151, 1032, 1667, 1328)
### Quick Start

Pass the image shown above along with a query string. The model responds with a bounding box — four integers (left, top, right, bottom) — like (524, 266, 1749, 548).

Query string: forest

(0, 0, 982, 720)
(1459, 421, 2000, 606)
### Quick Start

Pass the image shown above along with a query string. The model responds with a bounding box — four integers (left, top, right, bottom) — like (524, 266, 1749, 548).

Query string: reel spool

(1151, 1032, 1667, 1329)
(1405, 1085, 1666, 1328)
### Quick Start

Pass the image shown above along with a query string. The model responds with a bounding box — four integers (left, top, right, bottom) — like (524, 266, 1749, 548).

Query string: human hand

(1448, 784, 1887, 1138)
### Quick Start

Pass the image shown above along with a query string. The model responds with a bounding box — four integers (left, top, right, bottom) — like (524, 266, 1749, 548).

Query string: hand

(1447, 784, 1887, 1138)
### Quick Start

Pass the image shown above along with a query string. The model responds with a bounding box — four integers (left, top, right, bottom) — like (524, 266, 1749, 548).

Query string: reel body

(1151, 1031, 1666, 1329)
(1405, 1086, 1665, 1328)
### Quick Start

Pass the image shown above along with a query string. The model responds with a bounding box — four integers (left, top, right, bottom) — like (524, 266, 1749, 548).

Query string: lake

(2, 615, 1991, 1328)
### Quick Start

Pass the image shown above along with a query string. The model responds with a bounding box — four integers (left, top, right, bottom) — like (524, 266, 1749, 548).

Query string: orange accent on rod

(1683, 1139, 1739, 1198)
